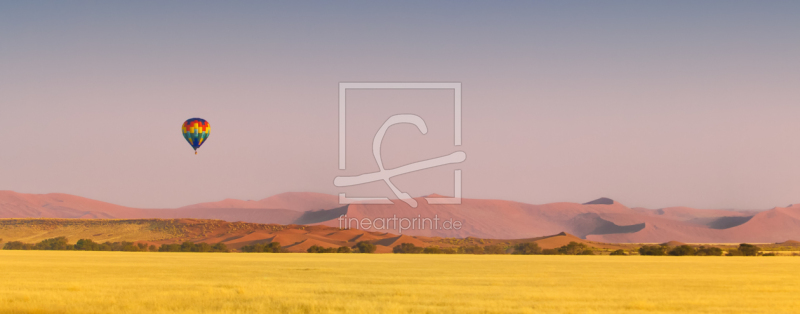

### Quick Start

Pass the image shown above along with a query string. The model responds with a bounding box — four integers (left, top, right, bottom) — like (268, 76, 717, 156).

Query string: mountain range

(1, 190, 798, 243)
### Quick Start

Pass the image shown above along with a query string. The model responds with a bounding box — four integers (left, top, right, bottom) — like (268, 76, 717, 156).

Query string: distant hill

(2, 190, 798, 243)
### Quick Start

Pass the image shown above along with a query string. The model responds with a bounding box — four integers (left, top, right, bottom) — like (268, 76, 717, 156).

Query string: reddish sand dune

(284, 239, 341, 252)
(316, 196, 639, 239)
(532, 232, 592, 249)
(160, 208, 303, 225)
(3, 190, 800, 243)
(375, 235, 428, 248)
(0, 191, 146, 218)
(632, 206, 754, 221)
(715, 206, 800, 243)
(180, 192, 339, 211)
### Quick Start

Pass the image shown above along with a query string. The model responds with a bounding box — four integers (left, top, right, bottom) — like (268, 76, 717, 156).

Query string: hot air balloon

(182, 118, 210, 154)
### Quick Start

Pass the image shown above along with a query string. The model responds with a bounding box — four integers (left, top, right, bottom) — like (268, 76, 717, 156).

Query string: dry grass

(1, 251, 799, 313)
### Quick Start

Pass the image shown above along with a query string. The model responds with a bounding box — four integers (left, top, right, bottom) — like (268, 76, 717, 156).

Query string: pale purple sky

(1, 2, 799, 209)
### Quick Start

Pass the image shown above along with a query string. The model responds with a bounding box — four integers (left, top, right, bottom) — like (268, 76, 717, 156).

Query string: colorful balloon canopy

(182, 118, 210, 154)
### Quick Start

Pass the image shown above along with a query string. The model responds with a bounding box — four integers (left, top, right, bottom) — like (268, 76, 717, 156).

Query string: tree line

(1, 237, 771, 256)
(638, 243, 762, 256)
(392, 241, 595, 255)
(2, 237, 228, 252)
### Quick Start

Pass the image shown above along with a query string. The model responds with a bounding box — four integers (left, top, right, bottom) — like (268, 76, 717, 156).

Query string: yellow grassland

(1, 251, 799, 313)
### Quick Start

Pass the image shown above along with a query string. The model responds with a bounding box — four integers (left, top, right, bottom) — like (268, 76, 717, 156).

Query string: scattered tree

(241, 242, 281, 253)
(513, 242, 541, 255)
(3, 241, 34, 250)
(356, 241, 376, 253)
(668, 245, 697, 256)
(483, 244, 506, 254)
(558, 242, 588, 255)
(423, 246, 441, 254)
(695, 246, 723, 256)
(307, 245, 336, 253)
(638, 245, 668, 256)
(737, 243, 760, 256)
(541, 248, 559, 255)
(393, 243, 424, 254)
(459, 245, 485, 254)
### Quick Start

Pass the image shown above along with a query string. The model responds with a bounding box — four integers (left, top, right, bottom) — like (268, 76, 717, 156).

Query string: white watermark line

(337, 214, 463, 234)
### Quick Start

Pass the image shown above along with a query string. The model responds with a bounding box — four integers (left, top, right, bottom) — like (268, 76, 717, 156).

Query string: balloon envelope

(182, 118, 210, 153)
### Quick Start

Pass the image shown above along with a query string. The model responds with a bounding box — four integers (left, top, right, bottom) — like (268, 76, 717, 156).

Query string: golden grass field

(1, 251, 799, 314)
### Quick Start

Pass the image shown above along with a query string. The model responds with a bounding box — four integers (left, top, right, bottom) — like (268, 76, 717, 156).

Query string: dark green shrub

(579, 249, 594, 255)
(513, 242, 541, 255)
(558, 242, 589, 255)
(638, 245, 667, 256)
(541, 248, 559, 255)
(241, 242, 281, 253)
(610, 249, 626, 256)
(337, 246, 352, 253)
(441, 247, 457, 254)
(356, 241, 376, 253)
(307, 245, 332, 253)
(423, 246, 441, 254)
(35, 237, 71, 250)
(212, 243, 229, 252)
(459, 245, 485, 254)
(483, 244, 506, 254)
(74, 239, 99, 251)
(393, 243, 424, 254)
(159, 244, 182, 252)
(668, 245, 697, 256)
(738, 243, 759, 256)
(3, 241, 33, 250)
(695, 246, 723, 256)
(180, 242, 195, 252)
(727, 249, 743, 256)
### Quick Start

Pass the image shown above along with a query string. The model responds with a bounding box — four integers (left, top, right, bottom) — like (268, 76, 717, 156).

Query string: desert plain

(2, 251, 799, 314)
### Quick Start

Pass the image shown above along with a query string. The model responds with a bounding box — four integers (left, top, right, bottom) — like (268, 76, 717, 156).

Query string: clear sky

(1, 1, 798, 209)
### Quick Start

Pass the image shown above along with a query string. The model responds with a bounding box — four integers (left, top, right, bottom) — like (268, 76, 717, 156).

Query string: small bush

(423, 246, 441, 254)
(441, 247, 457, 254)
(356, 241, 376, 253)
(727, 249, 743, 256)
(241, 242, 281, 253)
(668, 245, 697, 256)
(212, 243, 229, 252)
(541, 248, 559, 255)
(3, 241, 34, 250)
(513, 242, 541, 255)
(738, 243, 760, 256)
(610, 249, 626, 256)
(695, 246, 723, 256)
(483, 245, 506, 254)
(308, 245, 337, 253)
(393, 243, 424, 254)
(459, 245, 485, 254)
(558, 242, 589, 255)
(638, 245, 667, 256)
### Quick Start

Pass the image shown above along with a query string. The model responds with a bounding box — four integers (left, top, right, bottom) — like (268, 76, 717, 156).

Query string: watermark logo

(335, 82, 466, 208)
